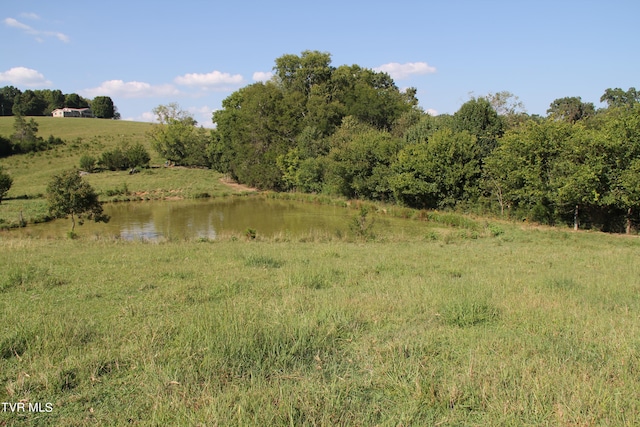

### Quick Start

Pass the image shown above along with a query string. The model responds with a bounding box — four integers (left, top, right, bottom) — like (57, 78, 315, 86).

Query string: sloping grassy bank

(1, 228, 640, 425)
(0, 117, 253, 228)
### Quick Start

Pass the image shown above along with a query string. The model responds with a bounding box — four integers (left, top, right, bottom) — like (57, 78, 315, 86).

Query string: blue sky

(1, 1, 638, 127)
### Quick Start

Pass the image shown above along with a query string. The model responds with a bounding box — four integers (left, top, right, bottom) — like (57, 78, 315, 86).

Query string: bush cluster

(97, 143, 150, 171)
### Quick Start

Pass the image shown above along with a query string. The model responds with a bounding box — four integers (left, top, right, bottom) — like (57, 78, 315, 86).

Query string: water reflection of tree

(106, 198, 353, 240)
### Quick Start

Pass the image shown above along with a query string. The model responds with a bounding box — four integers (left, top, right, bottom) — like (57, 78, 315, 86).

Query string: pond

(7, 196, 425, 240)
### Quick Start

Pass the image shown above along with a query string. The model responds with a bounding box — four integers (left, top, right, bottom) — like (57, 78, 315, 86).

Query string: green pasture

(1, 227, 640, 425)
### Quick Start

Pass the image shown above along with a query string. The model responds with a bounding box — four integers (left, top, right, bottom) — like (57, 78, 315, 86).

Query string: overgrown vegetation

(97, 142, 150, 171)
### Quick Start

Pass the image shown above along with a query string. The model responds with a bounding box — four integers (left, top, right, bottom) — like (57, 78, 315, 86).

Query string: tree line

(0, 85, 119, 119)
(129, 51, 640, 233)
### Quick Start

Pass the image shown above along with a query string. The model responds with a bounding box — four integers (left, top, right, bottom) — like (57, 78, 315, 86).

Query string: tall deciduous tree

(390, 128, 479, 209)
(0, 86, 21, 116)
(64, 93, 90, 109)
(600, 87, 640, 109)
(46, 169, 109, 232)
(11, 115, 42, 153)
(547, 96, 595, 123)
(38, 89, 65, 115)
(452, 97, 503, 159)
(326, 127, 403, 200)
(91, 96, 116, 118)
(483, 119, 571, 222)
(274, 50, 334, 98)
(12, 90, 47, 116)
(149, 103, 211, 167)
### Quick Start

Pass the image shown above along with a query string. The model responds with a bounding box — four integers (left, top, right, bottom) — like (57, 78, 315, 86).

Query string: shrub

(79, 154, 96, 172)
(99, 143, 151, 171)
(349, 206, 376, 240)
(0, 167, 12, 204)
(125, 143, 151, 168)
(99, 147, 127, 171)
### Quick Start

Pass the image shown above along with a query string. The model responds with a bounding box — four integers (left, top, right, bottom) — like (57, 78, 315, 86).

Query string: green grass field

(2, 116, 640, 425)
(1, 229, 640, 425)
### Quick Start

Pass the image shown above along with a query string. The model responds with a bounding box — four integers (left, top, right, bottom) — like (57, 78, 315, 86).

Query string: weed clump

(350, 206, 375, 240)
(440, 300, 500, 327)
(244, 254, 284, 268)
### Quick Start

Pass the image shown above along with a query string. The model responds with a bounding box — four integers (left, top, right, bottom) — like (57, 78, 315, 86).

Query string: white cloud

(127, 106, 215, 127)
(20, 12, 41, 20)
(374, 62, 436, 80)
(4, 17, 31, 31)
(0, 67, 52, 87)
(174, 71, 243, 90)
(425, 108, 438, 116)
(3, 17, 69, 43)
(123, 111, 157, 123)
(187, 105, 216, 128)
(81, 80, 181, 99)
(252, 71, 273, 82)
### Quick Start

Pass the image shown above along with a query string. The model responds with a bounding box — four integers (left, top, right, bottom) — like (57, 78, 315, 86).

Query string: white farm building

(52, 108, 94, 118)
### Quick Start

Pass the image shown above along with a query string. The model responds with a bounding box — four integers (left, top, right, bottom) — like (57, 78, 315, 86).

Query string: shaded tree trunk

(626, 207, 632, 235)
(573, 204, 579, 231)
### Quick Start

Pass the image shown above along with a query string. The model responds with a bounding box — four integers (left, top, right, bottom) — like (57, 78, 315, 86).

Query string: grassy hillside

(1, 228, 640, 425)
(0, 116, 153, 145)
(0, 117, 248, 228)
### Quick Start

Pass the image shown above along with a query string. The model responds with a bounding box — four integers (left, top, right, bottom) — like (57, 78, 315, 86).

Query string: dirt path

(219, 177, 258, 193)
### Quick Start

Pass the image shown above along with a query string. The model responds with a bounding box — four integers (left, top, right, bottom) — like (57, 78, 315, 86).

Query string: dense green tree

(38, 89, 65, 115)
(212, 51, 417, 190)
(0, 86, 21, 116)
(547, 96, 596, 123)
(91, 96, 116, 118)
(600, 87, 640, 109)
(212, 83, 301, 188)
(331, 64, 413, 131)
(274, 50, 334, 97)
(325, 127, 404, 200)
(11, 115, 42, 153)
(404, 113, 453, 145)
(0, 136, 12, 157)
(149, 103, 211, 167)
(390, 129, 480, 209)
(598, 104, 640, 232)
(617, 158, 640, 233)
(551, 127, 610, 230)
(0, 167, 12, 204)
(452, 97, 503, 159)
(46, 169, 108, 232)
(64, 93, 90, 109)
(126, 143, 151, 168)
(12, 90, 47, 116)
(98, 147, 127, 171)
(483, 119, 571, 222)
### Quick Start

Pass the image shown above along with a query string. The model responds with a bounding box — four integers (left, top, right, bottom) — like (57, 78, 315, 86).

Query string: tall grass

(1, 228, 640, 425)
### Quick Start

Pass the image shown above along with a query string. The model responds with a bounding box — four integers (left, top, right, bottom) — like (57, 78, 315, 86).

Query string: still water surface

(12, 197, 381, 240)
